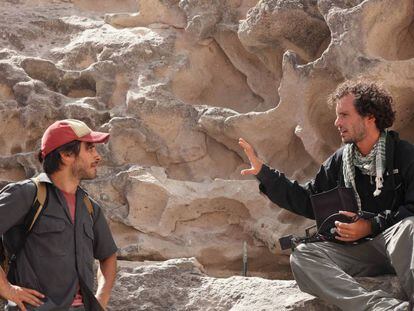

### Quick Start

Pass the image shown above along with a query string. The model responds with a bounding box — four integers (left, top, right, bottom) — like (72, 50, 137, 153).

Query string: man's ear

(59, 151, 75, 166)
(366, 114, 376, 126)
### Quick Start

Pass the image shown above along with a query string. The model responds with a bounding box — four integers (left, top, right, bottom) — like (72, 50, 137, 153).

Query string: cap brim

(78, 131, 110, 144)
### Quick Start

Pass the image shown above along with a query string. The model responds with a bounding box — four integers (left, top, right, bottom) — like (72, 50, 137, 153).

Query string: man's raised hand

(238, 138, 263, 176)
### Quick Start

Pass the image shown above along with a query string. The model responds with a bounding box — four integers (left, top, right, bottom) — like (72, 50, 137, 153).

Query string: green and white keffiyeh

(342, 131, 387, 210)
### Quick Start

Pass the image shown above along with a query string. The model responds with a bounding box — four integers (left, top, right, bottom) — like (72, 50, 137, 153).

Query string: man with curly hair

(239, 80, 414, 310)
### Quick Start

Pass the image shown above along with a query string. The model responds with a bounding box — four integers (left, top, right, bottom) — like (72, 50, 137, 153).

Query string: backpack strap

(83, 195, 94, 217)
(27, 180, 93, 225)
(27, 176, 47, 231)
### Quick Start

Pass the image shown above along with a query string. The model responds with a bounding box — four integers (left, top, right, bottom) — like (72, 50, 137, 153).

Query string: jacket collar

(36, 173, 53, 184)
(36, 172, 87, 195)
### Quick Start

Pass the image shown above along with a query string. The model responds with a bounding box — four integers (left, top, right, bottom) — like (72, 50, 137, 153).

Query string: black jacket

(256, 131, 414, 235)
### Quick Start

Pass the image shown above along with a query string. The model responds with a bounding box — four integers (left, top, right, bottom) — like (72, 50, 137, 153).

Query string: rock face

(1, 0, 414, 281)
(108, 258, 407, 311)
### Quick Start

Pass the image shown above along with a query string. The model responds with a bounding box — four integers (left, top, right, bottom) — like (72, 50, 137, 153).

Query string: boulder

(108, 258, 407, 311)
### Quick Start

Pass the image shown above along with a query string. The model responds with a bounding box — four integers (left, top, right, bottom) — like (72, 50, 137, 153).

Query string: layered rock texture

(1, 0, 414, 295)
(0, 258, 405, 310)
(109, 258, 406, 310)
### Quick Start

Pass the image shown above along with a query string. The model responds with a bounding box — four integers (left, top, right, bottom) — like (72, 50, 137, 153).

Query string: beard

(340, 122, 367, 144)
(72, 162, 97, 180)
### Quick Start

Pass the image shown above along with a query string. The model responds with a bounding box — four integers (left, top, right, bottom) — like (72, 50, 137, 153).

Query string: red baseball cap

(41, 119, 110, 159)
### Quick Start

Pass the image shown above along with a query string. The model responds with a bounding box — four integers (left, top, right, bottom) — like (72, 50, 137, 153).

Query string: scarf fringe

(342, 131, 387, 207)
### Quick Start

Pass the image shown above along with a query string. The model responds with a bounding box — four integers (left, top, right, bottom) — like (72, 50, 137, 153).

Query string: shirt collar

(36, 173, 53, 184)
(36, 173, 88, 197)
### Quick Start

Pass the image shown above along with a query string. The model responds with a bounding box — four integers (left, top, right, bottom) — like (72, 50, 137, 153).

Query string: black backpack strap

(338, 154, 345, 187)
(389, 140, 403, 211)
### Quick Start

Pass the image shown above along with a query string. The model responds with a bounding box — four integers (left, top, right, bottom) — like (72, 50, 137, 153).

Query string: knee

(290, 243, 307, 265)
(397, 216, 414, 235)
(290, 243, 319, 272)
(389, 217, 414, 245)
(290, 243, 322, 293)
(401, 216, 414, 226)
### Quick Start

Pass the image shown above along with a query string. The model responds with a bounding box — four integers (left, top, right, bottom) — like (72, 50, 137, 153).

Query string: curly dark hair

(328, 80, 396, 131)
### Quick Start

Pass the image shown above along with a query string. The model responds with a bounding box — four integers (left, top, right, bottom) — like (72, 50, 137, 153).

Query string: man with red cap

(0, 119, 118, 310)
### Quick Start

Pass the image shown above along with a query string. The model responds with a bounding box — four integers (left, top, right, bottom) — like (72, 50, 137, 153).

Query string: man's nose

(334, 117, 340, 127)
(94, 150, 102, 162)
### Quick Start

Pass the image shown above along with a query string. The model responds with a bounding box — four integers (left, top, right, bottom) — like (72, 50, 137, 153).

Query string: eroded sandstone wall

(1, 0, 413, 278)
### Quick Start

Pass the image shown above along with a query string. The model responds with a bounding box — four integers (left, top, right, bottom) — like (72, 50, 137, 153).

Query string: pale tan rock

(125, 95, 208, 165)
(214, 30, 279, 111)
(83, 165, 308, 278)
(72, 0, 139, 13)
(179, 0, 223, 40)
(104, 0, 186, 29)
(238, 0, 331, 70)
(171, 32, 266, 113)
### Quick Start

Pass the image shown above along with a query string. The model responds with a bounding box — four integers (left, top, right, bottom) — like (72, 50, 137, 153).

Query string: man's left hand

(335, 211, 372, 242)
(95, 253, 117, 310)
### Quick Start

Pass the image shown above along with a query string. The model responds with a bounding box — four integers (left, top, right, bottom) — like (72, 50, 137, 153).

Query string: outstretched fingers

(240, 168, 257, 176)
(238, 138, 255, 160)
(9, 286, 45, 310)
(238, 138, 263, 175)
(23, 287, 45, 304)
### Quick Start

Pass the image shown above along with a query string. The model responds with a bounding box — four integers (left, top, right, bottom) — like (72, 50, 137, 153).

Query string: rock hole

(62, 76, 97, 98)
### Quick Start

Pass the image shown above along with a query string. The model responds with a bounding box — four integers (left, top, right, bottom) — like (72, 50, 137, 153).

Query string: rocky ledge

(0, 257, 406, 310)
(108, 258, 407, 311)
